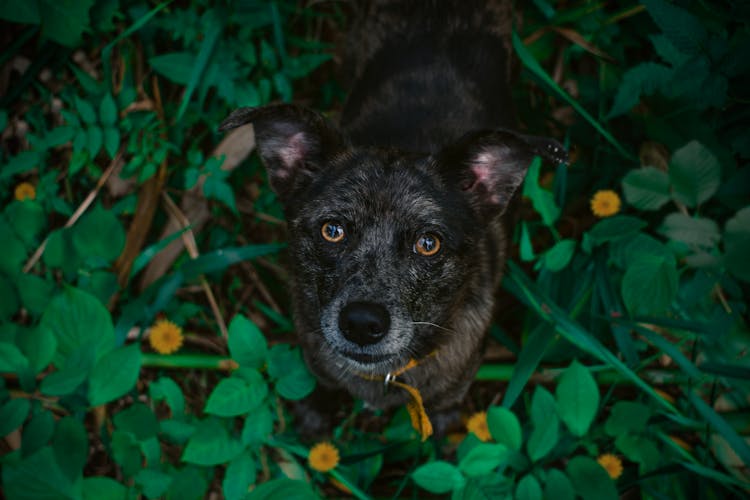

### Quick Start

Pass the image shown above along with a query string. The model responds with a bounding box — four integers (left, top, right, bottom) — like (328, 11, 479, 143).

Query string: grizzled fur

(220, 0, 566, 432)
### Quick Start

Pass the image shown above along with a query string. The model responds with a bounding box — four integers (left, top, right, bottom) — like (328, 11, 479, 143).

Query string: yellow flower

(148, 319, 183, 354)
(597, 453, 623, 479)
(308, 442, 339, 472)
(14, 182, 36, 201)
(466, 411, 491, 442)
(590, 190, 621, 218)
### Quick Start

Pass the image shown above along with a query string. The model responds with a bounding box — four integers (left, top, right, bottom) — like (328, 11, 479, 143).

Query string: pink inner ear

(467, 152, 502, 204)
(277, 132, 308, 175)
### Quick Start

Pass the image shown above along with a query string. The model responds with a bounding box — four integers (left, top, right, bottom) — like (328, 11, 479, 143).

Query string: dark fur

(221, 0, 566, 433)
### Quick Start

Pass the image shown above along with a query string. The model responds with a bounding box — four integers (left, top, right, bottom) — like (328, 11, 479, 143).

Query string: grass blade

(686, 391, 750, 466)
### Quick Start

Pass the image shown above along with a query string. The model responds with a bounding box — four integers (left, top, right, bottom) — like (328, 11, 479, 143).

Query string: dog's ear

(436, 129, 567, 217)
(220, 104, 346, 201)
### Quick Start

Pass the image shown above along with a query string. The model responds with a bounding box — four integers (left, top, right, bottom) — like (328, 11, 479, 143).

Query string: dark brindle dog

(221, 0, 566, 437)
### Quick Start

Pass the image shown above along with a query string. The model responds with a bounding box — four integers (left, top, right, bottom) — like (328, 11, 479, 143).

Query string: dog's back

(342, 0, 516, 152)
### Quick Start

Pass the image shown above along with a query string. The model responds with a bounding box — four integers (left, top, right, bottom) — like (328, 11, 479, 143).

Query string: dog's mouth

(337, 349, 393, 365)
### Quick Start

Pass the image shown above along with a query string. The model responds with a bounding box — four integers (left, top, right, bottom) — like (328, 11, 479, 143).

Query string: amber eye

(321, 222, 345, 243)
(414, 233, 441, 256)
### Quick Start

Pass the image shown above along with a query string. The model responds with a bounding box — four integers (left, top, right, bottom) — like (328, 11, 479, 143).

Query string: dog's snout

(339, 301, 390, 346)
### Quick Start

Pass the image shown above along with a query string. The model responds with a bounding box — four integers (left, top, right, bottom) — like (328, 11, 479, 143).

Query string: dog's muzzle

(338, 301, 390, 346)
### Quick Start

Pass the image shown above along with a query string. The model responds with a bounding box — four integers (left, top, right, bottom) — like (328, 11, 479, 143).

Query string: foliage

(0, 0, 748, 499)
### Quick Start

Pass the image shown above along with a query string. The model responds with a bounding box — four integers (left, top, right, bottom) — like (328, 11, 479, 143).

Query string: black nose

(339, 302, 390, 346)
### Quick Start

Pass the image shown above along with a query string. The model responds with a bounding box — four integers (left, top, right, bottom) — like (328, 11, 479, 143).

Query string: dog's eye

(414, 233, 441, 256)
(321, 222, 345, 243)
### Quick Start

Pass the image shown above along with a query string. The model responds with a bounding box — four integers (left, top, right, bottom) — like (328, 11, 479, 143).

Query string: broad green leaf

(503, 325, 554, 408)
(587, 215, 647, 245)
(412, 460, 464, 494)
(610, 233, 671, 270)
(544, 469, 575, 500)
(615, 434, 659, 473)
(99, 93, 117, 125)
(113, 403, 158, 441)
(16, 325, 57, 373)
(555, 361, 599, 437)
(669, 141, 721, 207)
(135, 469, 172, 499)
(228, 314, 268, 369)
(605, 402, 651, 437)
(0, 398, 31, 437)
(182, 418, 243, 466)
(1, 447, 80, 500)
(607, 62, 672, 119)
(275, 367, 316, 401)
(38, 0, 94, 46)
(542, 239, 576, 272)
(87, 125, 103, 156)
(519, 221, 536, 261)
(88, 344, 142, 406)
(724, 207, 750, 282)
(167, 466, 209, 500)
(486, 406, 522, 451)
(82, 477, 127, 500)
(44, 126, 75, 148)
(149, 52, 195, 85)
(566, 456, 618, 500)
(516, 474, 542, 500)
(21, 410, 56, 456)
(621, 166, 671, 210)
(72, 204, 126, 262)
(458, 443, 508, 477)
(527, 413, 559, 462)
(242, 405, 274, 447)
(42, 286, 115, 367)
(246, 478, 317, 500)
(0, 0, 40, 23)
(642, 0, 708, 55)
(149, 376, 185, 418)
(111, 430, 141, 478)
(52, 416, 88, 481)
(39, 346, 94, 396)
(16, 273, 55, 316)
(223, 452, 256, 500)
(103, 126, 120, 158)
(205, 372, 268, 417)
(621, 255, 678, 316)
(523, 157, 560, 226)
(530, 386, 557, 426)
(268, 344, 306, 379)
(160, 419, 196, 444)
(6, 200, 46, 247)
(661, 213, 720, 248)
(0, 342, 29, 373)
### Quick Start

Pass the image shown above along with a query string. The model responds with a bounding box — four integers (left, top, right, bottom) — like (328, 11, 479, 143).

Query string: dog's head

(221, 105, 565, 379)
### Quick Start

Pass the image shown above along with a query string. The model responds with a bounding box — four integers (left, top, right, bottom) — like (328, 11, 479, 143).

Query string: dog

(220, 0, 566, 437)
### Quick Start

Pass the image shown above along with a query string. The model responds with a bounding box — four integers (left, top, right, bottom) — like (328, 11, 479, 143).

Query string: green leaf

(88, 344, 142, 406)
(246, 478, 317, 500)
(42, 286, 115, 367)
(16, 325, 57, 374)
(542, 239, 576, 272)
(412, 460, 464, 494)
(687, 391, 750, 466)
(0, 342, 29, 373)
(621, 167, 671, 210)
(205, 372, 268, 417)
(502, 326, 554, 408)
(16, 273, 55, 316)
(522, 157, 560, 226)
(615, 434, 659, 472)
(2, 447, 79, 500)
(0, 0, 40, 23)
(52, 416, 88, 481)
(87, 125, 103, 156)
(149, 52, 195, 85)
(458, 443, 508, 477)
(661, 213, 720, 248)
(723, 207, 750, 282)
(99, 93, 117, 125)
(527, 413, 559, 462)
(544, 469, 575, 500)
(113, 403, 158, 441)
(610, 233, 671, 270)
(267, 344, 306, 379)
(82, 477, 127, 500)
(149, 376, 185, 418)
(38, 0, 94, 46)
(0, 276, 20, 321)
(103, 126, 120, 158)
(44, 126, 75, 148)
(74, 95, 97, 124)
(228, 314, 268, 369)
(72, 204, 126, 263)
(530, 386, 556, 426)
(135, 469, 172, 499)
(555, 360, 599, 437)
(607, 62, 672, 119)
(588, 215, 648, 245)
(7, 200, 46, 247)
(516, 474, 542, 500)
(22, 410, 56, 456)
(669, 141, 721, 207)
(160, 419, 196, 443)
(519, 221, 535, 261)
(621, 255, 678, 316)
(275, 367, 316, 401)
(566, 456, 618, 500)
(111, 430, 141, 478)
(605, 401, 651, 437)
(486, 406, 522, 451)
(0, 398, 31, 437)
(223, 452, 256, 500)
(642, 0, 708, 55)
(241, 405, 274, 447)
(182, 418, 243, 466)
(40, 347, 94, 396)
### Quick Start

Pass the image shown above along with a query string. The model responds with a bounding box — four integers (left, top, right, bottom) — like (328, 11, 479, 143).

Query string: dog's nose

(339, 301, 390, 346)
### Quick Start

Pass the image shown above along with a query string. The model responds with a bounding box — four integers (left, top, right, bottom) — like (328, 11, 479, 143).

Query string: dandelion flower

(148, 319, 183, 354)
(597, 453, 623, 479)
(590, 190, 621, 218)
(14, 182, 36, 201)
(466, 411, 491, 442)
(308, 442, 339, 472)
